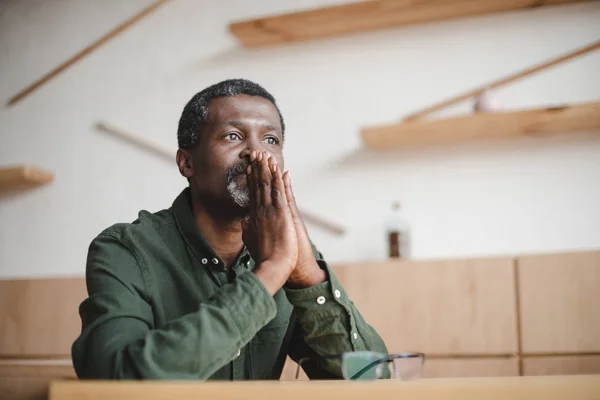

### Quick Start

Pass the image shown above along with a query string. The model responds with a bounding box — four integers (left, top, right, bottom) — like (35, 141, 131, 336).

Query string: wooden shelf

(0, 165, 54, 192)
(361, 101, 600, 150)
(229, 0, 588, 48)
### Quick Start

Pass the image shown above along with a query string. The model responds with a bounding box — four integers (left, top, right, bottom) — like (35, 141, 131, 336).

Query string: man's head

(176, 79, 285, 216)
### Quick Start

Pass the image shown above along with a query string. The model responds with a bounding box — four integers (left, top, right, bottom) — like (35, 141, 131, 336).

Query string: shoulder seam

(99, 230, 151, 301)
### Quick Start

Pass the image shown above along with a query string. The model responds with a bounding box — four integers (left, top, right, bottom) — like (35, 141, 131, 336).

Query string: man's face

(187, 94, 284, 212)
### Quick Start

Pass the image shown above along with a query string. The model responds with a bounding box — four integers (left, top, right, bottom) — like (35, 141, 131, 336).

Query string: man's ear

(176, 149, 194, 179)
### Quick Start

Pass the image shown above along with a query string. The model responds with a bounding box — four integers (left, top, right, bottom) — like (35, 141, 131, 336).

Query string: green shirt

(72, 188, 387, 380)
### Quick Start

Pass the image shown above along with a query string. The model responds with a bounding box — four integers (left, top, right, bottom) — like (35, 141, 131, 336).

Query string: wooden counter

(50, 375, 600, 400)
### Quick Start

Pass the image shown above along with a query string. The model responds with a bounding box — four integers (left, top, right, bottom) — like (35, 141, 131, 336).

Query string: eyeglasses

(297, 351, 425, 380)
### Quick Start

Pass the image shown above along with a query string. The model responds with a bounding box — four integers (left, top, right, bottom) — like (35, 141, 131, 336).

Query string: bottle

(387, 201, 410, 259)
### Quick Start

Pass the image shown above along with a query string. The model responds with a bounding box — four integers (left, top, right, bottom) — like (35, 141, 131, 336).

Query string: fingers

(250, 151, 261, 207)
(271, 157, 287, 210)
(257, 152, 273, 207)
(283, 171, 302, 223)
(247, 151, 257, 209)
(248, 151, 289, 210)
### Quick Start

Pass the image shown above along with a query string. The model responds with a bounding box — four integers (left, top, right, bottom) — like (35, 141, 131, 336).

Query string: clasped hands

(243, 151, 326, 295)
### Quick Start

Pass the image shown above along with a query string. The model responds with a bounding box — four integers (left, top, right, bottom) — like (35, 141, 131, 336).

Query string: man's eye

(265, 137, 278, 145)
(226, 133, 241, 141)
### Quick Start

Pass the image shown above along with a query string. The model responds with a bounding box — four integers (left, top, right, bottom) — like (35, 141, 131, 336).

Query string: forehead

(206, 95, 280, 130)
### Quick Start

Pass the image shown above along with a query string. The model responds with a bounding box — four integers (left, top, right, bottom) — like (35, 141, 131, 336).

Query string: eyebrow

(220, 120, 279, 132)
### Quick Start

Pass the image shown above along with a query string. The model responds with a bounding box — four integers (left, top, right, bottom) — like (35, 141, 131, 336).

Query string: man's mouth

(235, 173, 247, 185)
(232, 162, 249, 176)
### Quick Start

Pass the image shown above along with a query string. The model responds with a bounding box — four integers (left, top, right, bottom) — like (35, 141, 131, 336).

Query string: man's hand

(244, 151, 298, 295)
(282, 171, 327, 289)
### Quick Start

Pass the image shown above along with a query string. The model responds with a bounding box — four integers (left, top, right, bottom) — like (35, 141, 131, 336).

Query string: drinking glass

(341, 351, 425, 380)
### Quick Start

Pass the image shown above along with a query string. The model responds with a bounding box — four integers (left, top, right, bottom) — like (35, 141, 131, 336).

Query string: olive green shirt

(72, 188, 387, 380)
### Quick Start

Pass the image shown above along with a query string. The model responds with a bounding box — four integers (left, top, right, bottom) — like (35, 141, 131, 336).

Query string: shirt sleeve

(71, 230, 277, 380)
(283, 246, 388, 379)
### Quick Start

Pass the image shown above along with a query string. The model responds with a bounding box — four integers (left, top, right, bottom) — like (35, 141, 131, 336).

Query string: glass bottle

(387, 201, 410, 259)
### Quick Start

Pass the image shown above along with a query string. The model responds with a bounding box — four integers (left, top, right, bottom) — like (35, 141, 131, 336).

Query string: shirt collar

(171, 187, 251, 268)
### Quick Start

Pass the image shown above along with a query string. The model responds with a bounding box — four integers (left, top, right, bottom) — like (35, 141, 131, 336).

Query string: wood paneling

(424, 358, 519, 378)
(0, 278, 86, 357)
(518, 251, 600, 353)
(280, 358, 309, 381)
(229, 0, 589, 48)
(332, 257, 518, 355)
(279, 357, 299, 381)
(523, 355, 600, 376)
(361, 102, 600, 150)
(0, 360, 75, 400)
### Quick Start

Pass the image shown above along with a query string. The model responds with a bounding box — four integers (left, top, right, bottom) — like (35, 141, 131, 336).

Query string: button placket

(232, 347, 244, 379)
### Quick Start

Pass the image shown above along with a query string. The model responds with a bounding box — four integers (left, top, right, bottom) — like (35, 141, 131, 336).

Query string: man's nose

(239, 139, 263, 160)
(239, 148, 252, 161)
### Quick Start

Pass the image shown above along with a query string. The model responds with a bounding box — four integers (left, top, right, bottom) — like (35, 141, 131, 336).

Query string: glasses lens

(342, 351, 387, 380)
(391, 353, 424, 380)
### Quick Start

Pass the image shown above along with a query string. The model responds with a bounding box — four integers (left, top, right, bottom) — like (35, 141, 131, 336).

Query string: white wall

(1, 0, 599, 278)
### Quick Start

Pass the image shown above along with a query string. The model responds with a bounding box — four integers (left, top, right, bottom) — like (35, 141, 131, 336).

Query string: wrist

(254, 261, 288, 296)
(286, 261, 326, 289)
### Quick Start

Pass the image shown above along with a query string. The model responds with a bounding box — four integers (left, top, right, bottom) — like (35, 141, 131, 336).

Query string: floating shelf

(229, 0, 588, 48)
(0, 165, 54, 192)
(361, 101, 600, 150)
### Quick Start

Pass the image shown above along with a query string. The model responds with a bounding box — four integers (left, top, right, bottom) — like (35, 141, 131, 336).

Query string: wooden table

(50, 375, 600, 400)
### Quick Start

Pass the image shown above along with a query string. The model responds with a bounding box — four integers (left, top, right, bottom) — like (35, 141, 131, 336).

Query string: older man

(72, 79, 387, 380)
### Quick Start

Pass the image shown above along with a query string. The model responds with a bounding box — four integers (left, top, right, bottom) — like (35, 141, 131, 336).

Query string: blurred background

(1, 0, 600, 394)
(1, 0, 599, 278)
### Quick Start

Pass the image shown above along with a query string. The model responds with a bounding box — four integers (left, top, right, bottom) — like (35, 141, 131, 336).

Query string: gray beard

(227, 179, 250, 208)
(226, 162, 250, 208)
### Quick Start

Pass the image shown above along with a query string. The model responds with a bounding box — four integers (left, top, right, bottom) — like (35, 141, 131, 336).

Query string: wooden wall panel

(332, 257, 517, 355)
(279, 358, 309, 381)
(518, 251, 600, 353)
(523, 356, 600, 376)
(0, 360, 75, 400)
(0, 278, 86, 357)
(424, 358, 519, 378)
(279, 357, 299, 381)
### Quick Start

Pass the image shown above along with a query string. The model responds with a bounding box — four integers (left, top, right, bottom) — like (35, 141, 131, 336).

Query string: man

(72, 79, 387, 380)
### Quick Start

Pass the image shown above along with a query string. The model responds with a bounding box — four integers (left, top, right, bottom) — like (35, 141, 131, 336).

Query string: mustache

(226, 161, 250, 183)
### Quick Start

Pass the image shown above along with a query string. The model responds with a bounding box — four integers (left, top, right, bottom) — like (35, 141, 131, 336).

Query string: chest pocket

(250, 289, 293, 378)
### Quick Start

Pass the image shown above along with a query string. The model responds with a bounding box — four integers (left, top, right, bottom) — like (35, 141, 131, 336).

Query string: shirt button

(212, 258, 219, 264)
(236, 349, 241, 357)
(334, 289, 341, 299)
(316, 296, 326, 305)
(353, 332, 358, 340)
(201, 258, 208, 265)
